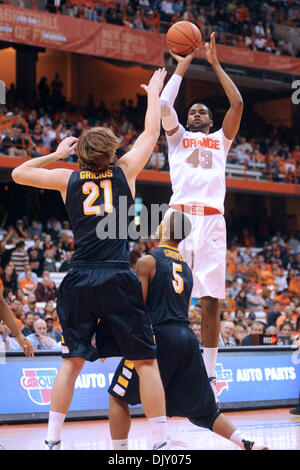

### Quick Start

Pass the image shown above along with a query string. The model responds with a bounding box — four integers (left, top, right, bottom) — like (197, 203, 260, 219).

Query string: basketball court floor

(0, 408, 299, 450)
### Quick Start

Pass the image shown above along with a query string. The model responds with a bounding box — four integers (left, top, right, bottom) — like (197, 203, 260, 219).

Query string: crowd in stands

(1, 210, 300, 353)
(188, 233, 300, 348)
(1, 74, 299, 184)
(8, 0, 300, 57)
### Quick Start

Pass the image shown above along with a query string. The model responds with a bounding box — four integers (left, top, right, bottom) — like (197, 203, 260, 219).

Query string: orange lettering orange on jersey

(182, 138, 220, 149)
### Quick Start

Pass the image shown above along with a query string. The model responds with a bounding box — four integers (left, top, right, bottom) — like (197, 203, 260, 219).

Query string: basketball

(166, 21, 202, 57)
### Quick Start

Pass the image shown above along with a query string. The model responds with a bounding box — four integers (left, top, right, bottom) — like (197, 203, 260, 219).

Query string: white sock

(112, 439, 128, 450)
(203, 347, 218, 378)
(47, 411, 66, 442)
(229, 429, 250, 449)
(148, 416, 167, 447)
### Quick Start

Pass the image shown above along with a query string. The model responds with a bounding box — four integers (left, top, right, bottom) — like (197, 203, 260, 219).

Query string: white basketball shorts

(164, 208, 226, 299)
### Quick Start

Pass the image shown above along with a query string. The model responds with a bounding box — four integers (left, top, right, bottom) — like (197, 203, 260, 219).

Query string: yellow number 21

(82, 179, 113, 215)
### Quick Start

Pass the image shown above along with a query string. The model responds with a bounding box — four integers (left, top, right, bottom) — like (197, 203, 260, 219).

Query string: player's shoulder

(136, 254, 156, 272)
(210, 128, 226, 139)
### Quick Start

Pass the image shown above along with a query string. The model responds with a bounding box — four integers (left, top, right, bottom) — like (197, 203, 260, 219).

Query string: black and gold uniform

(109, 245, 219, 429)
(57, 167, 156, 362)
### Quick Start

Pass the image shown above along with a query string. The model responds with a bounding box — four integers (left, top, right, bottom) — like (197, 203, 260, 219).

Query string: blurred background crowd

(6, 0, 300, 57)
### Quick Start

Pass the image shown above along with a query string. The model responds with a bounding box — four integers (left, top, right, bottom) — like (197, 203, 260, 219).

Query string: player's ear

(209, 119, 213, 129)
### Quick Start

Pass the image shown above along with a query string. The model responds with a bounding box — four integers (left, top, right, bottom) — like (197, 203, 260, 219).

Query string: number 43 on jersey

(186, 149, 213, 169)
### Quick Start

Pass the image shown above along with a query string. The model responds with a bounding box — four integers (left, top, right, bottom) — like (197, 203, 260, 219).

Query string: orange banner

(0, 5, 300, 74)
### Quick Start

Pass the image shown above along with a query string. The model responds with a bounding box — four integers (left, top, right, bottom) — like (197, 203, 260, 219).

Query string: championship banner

(0, 5, 300, 73)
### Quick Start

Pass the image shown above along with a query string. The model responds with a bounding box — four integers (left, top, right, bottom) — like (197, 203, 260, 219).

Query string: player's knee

(132, 358, 156, 372)
(109, 394, 130, 415)
(189, 409, 221, 431)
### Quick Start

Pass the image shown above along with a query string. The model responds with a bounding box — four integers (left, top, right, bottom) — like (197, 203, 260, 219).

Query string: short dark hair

(188, 102, 213, 120)
(169, 211, 192, 242)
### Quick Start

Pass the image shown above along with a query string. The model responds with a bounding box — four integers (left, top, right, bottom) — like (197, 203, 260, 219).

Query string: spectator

(234, 307, 247, 325)
(192, 303, 202, 322)
(267, 301, 282, 326)
(25, 295, 44, 320)
(28, 236, 44, 262)
(19, 270, 37, 295)
(17, 263, 39, 286)
(278, 321, 294, 339)
(220, 288, 236, 312)
(241, 321, 265, 345)
(0, 320, 22, 351)
(246, 311, 256, 328)
(229, 280, 241, 299)
(59, 251, 73, 272)
(45, 314, 62, 343)
(43, 245, 58, 272)
(190, 320, 202, 345)
(10, 299, 25, 329)
(218, 320, 236, 347)
(44, 301, 61, 332)
(289, 270, 300, 296)
(276, 305, 298, 330)
(10, 241, 29, 276)
(246, 285, 266, 310)
(146, 144, 166, 170)
(29, 248, 44, 277)
(1, 263, 18, 291)
(265, 325, 278, 336)
(22, 312, 35, 336)
(233, 323, 248, 345)
(235, 289, 247, 309)
(27, 318, 61, 351)
(34, 276, 57, 302)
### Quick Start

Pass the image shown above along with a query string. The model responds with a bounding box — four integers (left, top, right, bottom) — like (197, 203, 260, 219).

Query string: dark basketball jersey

(65, 166, 133, 263)
(147, 245, 193, 326)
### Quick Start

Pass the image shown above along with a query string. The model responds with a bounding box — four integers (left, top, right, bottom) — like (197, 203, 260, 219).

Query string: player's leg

(98, 270, 169, 450)
(109, 394, 131, 450)
(133, 358, 168, 449)
(201, 295, 220, 399)
(193, 214, 226, 399)
(212, 413, 269, 450)
(45, 356, 85, 449)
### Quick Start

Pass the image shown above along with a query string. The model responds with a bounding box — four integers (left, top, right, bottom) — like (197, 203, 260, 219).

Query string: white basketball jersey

(168, 126, 233, 215)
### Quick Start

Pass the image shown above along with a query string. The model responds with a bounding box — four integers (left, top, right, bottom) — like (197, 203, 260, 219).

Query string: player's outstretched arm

(205, 32, 243, 140)
(118, 68, 166, 192)
(135, 255, 156, 303)
(11, 137, 78, 201)
(0, 290, 35, 357)
(160, 50, 197, 136)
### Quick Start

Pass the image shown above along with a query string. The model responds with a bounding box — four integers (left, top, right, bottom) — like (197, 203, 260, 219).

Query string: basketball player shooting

(160, 32, 243, 402)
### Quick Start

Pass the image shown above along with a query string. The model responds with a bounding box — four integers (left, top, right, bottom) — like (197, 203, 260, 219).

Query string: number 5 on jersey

(82, 180, 113, 215)
(172, 262, 184, 294)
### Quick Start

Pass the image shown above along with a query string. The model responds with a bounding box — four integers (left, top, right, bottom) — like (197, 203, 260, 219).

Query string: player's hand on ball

(205, 32, 218, 65)
(169, 48, 198, 64)
(141, 68, 167, 95)
(56, 136, 79, 159)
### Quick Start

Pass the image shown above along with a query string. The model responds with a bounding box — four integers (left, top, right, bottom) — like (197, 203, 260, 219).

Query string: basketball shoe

(45, 440, 61, 450)
(242, 439, 269, 450)
(153, 437, 188, 450)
